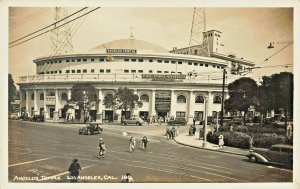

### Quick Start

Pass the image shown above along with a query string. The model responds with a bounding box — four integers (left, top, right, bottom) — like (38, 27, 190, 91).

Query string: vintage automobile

(78, 123, 103, 135)
(30, 115, 45, 122)
(122, 117, 143, 126)
(246, 144, 293, 169)
(167, 117, 187, 126)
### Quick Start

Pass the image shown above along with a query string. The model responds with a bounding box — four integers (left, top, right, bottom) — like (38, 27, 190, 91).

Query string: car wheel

(249, 155, 258, 163)
(136, 123, 139, 126)
(139, 123, 142, 126)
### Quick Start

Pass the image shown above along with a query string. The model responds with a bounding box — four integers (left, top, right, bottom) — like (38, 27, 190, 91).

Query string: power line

(9, 7, 88, 45)
(9, 7, 100, 48)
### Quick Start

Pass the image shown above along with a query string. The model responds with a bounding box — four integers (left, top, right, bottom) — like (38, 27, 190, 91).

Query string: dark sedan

(78, 123, 103, 135)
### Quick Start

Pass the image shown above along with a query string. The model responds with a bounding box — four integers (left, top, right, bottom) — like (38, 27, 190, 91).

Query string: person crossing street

(129, 136, 136, 152)
(140, 136, 148, 150)
(98, 138, 106, 158)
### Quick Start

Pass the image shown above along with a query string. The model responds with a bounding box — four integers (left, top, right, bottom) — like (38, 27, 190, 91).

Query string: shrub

(207, 131, 251, 149)
(253, 133, 287, 148)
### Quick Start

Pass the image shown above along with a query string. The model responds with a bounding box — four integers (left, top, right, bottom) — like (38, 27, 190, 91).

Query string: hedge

(218, 125, 285, 135)
(207, 131, 251, 149)
(253, 133, 287, 148)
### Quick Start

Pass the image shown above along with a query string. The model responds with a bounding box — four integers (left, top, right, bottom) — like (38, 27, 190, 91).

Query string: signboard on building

(142, 74, 186, 81)
(106, 49, 137, 54)
(155, 93, 171, 111)
(45, 96, 56, 105)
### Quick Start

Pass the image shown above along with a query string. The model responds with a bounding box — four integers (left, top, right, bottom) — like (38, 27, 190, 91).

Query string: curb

(173, 137, 246, 157)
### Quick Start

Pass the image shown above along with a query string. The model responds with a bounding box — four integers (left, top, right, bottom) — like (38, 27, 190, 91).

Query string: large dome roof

(90, 39, 169, 54)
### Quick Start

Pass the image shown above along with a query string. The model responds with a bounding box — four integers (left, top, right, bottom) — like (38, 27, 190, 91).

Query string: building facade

(18, 30, 255, 124)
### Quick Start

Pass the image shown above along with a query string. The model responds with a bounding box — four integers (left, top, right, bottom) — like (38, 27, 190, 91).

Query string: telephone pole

(220, 69, 227, 127)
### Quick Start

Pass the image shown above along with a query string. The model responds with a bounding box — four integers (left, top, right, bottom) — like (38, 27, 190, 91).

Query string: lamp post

(220, 68, 227, 127)
(202, 96, 209, 147)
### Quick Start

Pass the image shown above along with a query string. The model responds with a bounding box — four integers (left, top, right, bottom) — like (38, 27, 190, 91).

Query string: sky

(8, 6, 294, 85)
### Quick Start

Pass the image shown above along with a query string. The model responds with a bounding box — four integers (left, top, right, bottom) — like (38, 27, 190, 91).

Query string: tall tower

(50, 7, 73, 54)
(188, 8, 210, 57)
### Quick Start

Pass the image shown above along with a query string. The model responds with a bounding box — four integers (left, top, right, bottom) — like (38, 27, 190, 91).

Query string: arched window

(213, 96, 222, 104)
(177, 95, 186, 103)
(40, 93, 44, 100)
(104, 93, 114, 108)
(195, 96, 204, 103)
(61, 93, 68, 101)
(31, 93, 34, 100)
(140, 94, 149, 102)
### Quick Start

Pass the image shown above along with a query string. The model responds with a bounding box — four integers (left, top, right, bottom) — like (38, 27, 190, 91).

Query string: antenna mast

(188, 8, 210, 57)
(50, 7, 73, 54)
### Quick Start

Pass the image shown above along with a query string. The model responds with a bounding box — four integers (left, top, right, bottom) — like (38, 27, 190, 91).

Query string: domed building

(18, 30, 255, 124)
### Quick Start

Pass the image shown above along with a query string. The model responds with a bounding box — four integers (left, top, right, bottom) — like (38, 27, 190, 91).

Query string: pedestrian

(165, 125, 170, 139)
(171, 126, 176, 139)
(218, 134, 224, 147)
(68, 159, 81, 183)
(141, 136, 148, 150)
(98, 138, 106, 158)
(129, 136, 136, 152)
(121, 173, 134, 183)
(193, 117, 196, 126)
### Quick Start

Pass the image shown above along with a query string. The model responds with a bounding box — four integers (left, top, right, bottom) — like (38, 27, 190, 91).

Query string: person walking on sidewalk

(171, 126, 176, 139)
(68, 159, 81, 183)
(218, 134, 224, 147)
(98, 138, 106, 158)
(129, 136, 136, 152)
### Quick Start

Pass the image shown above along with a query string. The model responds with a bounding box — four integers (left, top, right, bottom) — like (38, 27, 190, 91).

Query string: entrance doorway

(75, 109, 81, 120)
(157, 111, 168, 122)
(104, 110, 113, 123)
(50, 108, 55, 118)
(89, 110, 97, 122)
(139, 111, 149, 121)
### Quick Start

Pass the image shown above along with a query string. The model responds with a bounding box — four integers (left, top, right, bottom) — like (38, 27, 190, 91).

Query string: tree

(70, 83, 98, 123)
(262, 72, 293, 127)
(8, 74, 17, 113)
(103, 87, 143, 117)
(225, 77, 258, 125)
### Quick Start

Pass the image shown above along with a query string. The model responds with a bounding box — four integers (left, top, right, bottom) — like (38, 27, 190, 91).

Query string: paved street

(8, 120, 292, 183)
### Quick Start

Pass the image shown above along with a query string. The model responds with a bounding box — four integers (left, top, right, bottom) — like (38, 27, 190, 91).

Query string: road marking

(9, 157, 54, 167)
(37, 164, 97, 182)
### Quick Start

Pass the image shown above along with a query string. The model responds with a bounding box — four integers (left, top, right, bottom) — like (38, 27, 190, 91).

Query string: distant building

(17, 30, 254, 124)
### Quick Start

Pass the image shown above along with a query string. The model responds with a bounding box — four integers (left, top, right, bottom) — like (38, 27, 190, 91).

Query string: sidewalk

(174, 128, 249, 156)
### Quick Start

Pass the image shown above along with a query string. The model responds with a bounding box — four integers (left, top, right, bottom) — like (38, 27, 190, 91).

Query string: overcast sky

(8, 7, 293, 84)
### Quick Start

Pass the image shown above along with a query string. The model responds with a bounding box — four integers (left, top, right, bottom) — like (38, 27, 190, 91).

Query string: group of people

(165, 125, 177, 139)
(129, 136, 148, 152)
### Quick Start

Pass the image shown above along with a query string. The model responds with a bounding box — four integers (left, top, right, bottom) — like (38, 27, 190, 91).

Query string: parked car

(167, 117, 187, 126)
(30, 115, 44, 122)
(122, 117, 143, 126)
(78, 123, 103, 135)
(246, 144, 293, 169)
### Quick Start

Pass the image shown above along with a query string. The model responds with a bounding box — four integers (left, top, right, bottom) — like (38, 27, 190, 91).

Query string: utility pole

(202, 96, 209, 147)
(220, 69, 226, 127)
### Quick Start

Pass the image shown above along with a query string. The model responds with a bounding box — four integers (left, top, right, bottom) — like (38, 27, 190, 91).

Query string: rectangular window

(138, 59, 143, 62)
(66, 59, 70, 62)
(164, 60, 169, 63)
(131, 70, 136, 73)
(171, 71, 175, 73)
(100, 69, 104, 73)
(157, 60, 162, 63)
(59, 70, 62, 74)
(213, 65, 216, 68)
(149, 59, 153, 62)
(77, 59, 81, 62)
(66, 70, 70, 73)
(83, 59, 87, 62)
(178, 72, 182, 74)
(164, 71, 169, 73)
(188, 62, 192, 65)
(200, 63, 203, 66)
(77, 70, 81, 73)
(157, 70, 162, 73)
(106, 69, 111, 73)
(124, 59, 129, 62)
(46, 71, 50, 74)
(72, 70, 75, 73)
(149, 70, 153, 73)
(54, 71, 57, 74)
(124, 70, 129, 73)
(171, 60, 176, 64)
(91, 69, 94, 73)
(50, 71, 53, 74)
(217, 66, 220, 69)
(83, 69, 87, 73)
(178, 61, 182, 64)
(100, 58, 105, 62)
(176, 111, 186, 118)
(205, 64, 208, 67)
(58, 60, 62, 63)
(72, 59, 75, 62)
(91, 58, 94, 62)
(194, 63, 198, 66)
(54, 60, 57, 63)
(194, 111, 204, 121)
(131, 59, 136, 62)
(138, 70, 143, 73)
